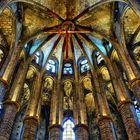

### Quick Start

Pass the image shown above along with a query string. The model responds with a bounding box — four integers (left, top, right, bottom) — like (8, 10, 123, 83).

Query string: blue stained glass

(134, 100, 140, 123)
(80, 58, 89, 73)
(46, 59, 56, 73)
(63, 63, 73, 75)
(34, 52, 40, 64)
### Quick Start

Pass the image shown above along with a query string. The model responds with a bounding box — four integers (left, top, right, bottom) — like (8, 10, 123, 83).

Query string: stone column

(75, 124, 88, 140)
(0, 44, 24, 103)
(22, 72, 43, 140)
(58, 81, 64, 125)
(73, 82, 79, 125)
(0, 104, 16, 140)
(110, 62, 140, 139)
(79, 78, 88, 125)
(49, 78, 57, 125)
(98, 117, 115, 140)
(93, 70, 116, 140)
(49, 125, 62, 140)
(112, 42, 140, 102)
(48, 50, 63, 139)
(74, 79, 89, 140)
(73, 50, 80, 125)
(49, 79, 63, 139)
(23, 119, 38, 140)
(0, 61, 29, 140)
(118, 102, 140, 140)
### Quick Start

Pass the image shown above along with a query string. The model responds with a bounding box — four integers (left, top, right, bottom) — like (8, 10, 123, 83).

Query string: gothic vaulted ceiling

(0, 0, 139, 77)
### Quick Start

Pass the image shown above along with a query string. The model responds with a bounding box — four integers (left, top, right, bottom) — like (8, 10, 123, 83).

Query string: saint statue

(44, 77, 53, 92)
(63, 80, 73, 110)
(83, 77, 92, 91)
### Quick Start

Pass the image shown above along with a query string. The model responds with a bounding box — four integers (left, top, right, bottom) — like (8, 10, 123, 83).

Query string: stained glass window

(96, 52, 104, 64)
(134, 100, 140, 123)
(80, 58, 89, 73)
(46, 59, 56, 73)
(63, 119, 75, 140)
(34, 52, 40, 64)
(63, 63, 73, 75)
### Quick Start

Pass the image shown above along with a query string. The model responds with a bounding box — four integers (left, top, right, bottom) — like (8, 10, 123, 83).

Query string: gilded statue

(63, 80, 73, 110)
(44, 77, 53, 92)
(85, 93, 95, 112)
(64, 80, 72, 97)
(83, 77, 92, 91)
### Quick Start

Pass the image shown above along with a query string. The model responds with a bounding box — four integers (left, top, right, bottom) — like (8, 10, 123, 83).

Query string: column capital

(128, 77, 140, 90)
(3, 100, 20, 112)
(97, 115, 112, 125)
(74, 124, 88, 131)
(24, 116, 39, 126)
(117, 99, 133, 111)
(49, 124, 63, 131)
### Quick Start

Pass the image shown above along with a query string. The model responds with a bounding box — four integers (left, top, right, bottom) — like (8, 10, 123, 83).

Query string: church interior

(0, 0, 140, 140)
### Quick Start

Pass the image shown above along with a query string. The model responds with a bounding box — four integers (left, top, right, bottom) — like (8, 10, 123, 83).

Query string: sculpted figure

(42, 93, 50, 105)
(21, 84, 30, 105)
(64, 81, 72, 97)
(63, 80, 73, 110)
(42, 77, 53, 105)
(85, 93, 95, 112)
(26, 68, 34, 79)
(44, 77, 53, 92)
(83, 77, 92, 91)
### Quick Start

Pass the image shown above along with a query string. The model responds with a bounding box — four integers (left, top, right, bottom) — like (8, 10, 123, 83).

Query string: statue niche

(82, 77, 95, 112)
(42, 77, 53, 105)
(63, 80, 73, 110)
(83, 77, 93, 92)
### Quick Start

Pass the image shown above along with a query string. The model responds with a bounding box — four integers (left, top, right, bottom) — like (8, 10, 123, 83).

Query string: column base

(0, 104, 17, 140)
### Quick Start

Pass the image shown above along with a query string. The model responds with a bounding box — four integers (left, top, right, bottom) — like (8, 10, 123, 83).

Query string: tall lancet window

(62, 118, 75, 140)
(80, 58, 89, 73)
(46, 59, 56, 73)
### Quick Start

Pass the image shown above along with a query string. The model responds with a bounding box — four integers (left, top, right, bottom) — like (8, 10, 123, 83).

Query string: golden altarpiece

(0, 0, 140, 140)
